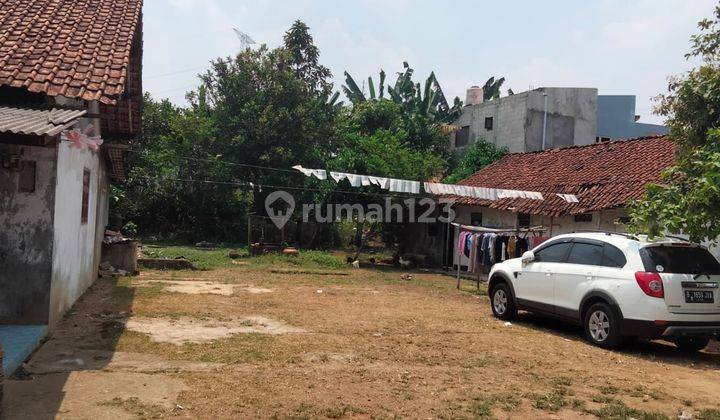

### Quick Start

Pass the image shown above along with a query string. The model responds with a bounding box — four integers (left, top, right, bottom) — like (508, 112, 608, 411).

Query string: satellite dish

(233, 28, 256, 48)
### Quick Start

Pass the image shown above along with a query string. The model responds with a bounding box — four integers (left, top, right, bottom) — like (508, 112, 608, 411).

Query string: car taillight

(635, 272, 664, 298)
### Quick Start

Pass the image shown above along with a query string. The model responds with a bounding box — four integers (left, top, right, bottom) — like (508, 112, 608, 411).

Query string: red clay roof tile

(452, 136, 677, 216)
(0, 0, 142, 105)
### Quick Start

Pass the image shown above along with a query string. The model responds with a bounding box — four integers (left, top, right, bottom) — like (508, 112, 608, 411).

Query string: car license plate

(684, 290, 714, 303)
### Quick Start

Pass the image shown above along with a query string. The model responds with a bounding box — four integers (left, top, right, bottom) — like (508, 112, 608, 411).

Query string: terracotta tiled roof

(0, 0, 143, 105)
(453, 136, 677, 216)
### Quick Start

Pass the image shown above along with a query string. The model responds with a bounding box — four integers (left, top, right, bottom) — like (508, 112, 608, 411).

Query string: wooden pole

(456, 226, 461, 289)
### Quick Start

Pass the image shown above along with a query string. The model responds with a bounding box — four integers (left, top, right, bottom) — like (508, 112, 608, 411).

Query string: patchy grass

(250, 250, 345, 270)
(468, 393, 522, 417)
(628, 385, 665, 400)
(599, 385, 619, 395)
(552, 376, 572, 387)
(142, 244, 246, 270)
(697, 409, 720, 420)
(589, 402, 669, 420)
(532, 391, 567, 412)
(27, 250, 720, 419)
(141, 242, 345, 271)
(100, 397, 169, 419)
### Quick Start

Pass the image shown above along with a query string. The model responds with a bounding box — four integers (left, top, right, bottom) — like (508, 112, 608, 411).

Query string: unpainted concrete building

(451, 87, 598, 154)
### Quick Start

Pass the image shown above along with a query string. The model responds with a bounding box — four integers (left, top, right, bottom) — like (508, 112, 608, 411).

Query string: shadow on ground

(511, 311, 720, 369)
(2, 277, 135, 418)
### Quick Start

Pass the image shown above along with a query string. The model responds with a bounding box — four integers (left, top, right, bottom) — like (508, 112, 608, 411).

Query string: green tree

(114, 21, 340, 241)
(629, 4, 720, 242)
(443, 138, 507, 184)
(283, 20, 333, 94)
(329, 100, 447, 255)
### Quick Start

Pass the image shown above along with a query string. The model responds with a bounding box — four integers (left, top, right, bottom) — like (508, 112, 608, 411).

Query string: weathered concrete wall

(48, 141, 108, 328)
(453, 92, 529, 153)
(525, 88, 597, 151)
(0, 144, 57, 324)
(452, 88, 597, 154)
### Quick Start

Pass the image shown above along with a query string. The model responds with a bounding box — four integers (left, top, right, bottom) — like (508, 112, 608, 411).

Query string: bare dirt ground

(4, 261, 720, 419)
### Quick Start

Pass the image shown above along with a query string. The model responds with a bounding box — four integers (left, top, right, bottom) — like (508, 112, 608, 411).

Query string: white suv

(488, 232, 720, 351)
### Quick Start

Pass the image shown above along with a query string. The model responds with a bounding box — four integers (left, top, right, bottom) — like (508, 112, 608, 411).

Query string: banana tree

(482, 76, 505, 101)
(342, 62, 462, 124)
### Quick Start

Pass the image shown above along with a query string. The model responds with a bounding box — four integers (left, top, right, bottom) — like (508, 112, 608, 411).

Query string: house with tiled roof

(0, 0, 143, 376)
(404, 136, 677, 268)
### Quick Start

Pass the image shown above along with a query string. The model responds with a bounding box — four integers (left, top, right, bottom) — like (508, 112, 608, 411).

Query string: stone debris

(98, 261, 128, 278)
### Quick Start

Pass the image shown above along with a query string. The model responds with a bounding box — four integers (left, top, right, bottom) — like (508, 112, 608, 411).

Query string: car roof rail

(572, 229, 640, 240)
(662, 234, 691, 242)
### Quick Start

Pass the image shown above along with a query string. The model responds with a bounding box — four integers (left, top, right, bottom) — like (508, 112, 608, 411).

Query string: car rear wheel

(490, 283, 517, 320)
(584, 303, 623, 349)
(674, 336, 710, 353)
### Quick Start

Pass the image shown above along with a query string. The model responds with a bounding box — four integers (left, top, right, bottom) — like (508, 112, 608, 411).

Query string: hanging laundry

(370, 176, 390, 188)
(507, 236, 517, 257)
(467, 234, 476, 272)
(388, 178, 420, 194)
(292, 165, 327, 180)
(464, 233, 473, 258)
(556, 193, 579, 203)
(457, 231, 469, 256)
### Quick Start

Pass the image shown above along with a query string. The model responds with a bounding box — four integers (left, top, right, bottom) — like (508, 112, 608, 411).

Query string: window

(574, 213, 593, 223)
(484, 117, 493, 130)
(566, 242, 603, 266)
(534, 241, 572, 263)
(455, 126, 470, 147)
(602, 244, 627, 268)
(18, 161, 36, 193)
(639, 246, 720, 274)
(470, 212, 482, 226)
(81, 169, 90, 224)
(517, 213, 531, 228)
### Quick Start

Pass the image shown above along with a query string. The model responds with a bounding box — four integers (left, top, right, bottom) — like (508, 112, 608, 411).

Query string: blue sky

(143, 0, 716, 124)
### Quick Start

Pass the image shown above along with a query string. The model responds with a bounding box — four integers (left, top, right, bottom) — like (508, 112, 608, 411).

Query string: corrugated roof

(0, 0, 143, 104)
(0, 105, 86, 136)
(451, 136, 677, 216)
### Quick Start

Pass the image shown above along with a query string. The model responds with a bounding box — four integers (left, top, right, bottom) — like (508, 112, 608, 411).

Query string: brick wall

(100, 13, 143, 139)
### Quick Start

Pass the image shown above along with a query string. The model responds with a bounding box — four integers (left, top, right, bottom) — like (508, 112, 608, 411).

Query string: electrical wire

(123, 148, 302, 174)
(147, 85, 199, 95)
(136, 174, 434, 200)
(145, 66, 207, 79)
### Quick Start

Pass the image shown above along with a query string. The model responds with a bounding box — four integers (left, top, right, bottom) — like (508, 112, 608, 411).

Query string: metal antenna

(233, 28, 256, 49)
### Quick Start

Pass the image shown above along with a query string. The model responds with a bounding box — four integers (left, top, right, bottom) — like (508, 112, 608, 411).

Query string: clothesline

(451, 222, 547, 234)
(292, 165, 566, 202)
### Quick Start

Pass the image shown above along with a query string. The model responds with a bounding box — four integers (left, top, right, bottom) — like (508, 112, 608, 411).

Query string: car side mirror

(521, 251, 535, 265)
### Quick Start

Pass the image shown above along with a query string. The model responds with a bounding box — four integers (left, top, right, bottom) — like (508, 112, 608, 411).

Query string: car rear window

(601, 244, 627, 268)
(640, 246, 720, 274)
